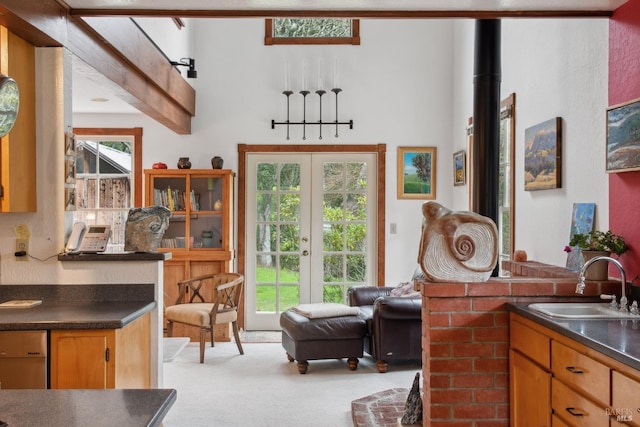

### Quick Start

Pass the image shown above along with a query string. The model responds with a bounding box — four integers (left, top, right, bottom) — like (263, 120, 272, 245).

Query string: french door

(245, 152, 377, 330)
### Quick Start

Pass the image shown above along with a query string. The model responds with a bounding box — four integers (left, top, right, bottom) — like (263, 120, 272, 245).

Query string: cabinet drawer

(552, 378, 609, 427)
(611, 371, 639, 426)
(551, 341, 610, 406)
(510, 317, 551, 369)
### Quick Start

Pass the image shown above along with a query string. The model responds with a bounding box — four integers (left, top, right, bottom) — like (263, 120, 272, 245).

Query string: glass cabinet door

(191, 176, 224, 249)
(148, 172, 227, 251)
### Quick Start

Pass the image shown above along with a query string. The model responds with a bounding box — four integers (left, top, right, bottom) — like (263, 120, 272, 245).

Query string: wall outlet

(15, 239, 29, 261)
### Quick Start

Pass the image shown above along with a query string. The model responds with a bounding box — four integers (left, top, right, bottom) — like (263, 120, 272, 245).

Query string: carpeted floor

(161, 340, 421, 427)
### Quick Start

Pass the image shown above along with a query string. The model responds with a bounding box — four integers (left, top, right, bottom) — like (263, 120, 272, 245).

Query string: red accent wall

(609, 0, 640, 282)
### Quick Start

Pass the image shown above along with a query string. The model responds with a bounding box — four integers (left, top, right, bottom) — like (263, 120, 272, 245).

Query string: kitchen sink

(528, 302, 631, 319)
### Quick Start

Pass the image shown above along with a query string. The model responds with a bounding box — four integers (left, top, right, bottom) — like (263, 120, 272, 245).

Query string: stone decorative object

(177, 157, 191, 169)
(211, 156, 224, 169)
(124, 206, 171, 252)
(417, 201, 498, 282)
(401, 372, 423, 425)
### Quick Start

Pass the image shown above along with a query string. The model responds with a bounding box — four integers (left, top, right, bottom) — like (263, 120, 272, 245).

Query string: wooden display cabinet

(144, 169, 235, 342)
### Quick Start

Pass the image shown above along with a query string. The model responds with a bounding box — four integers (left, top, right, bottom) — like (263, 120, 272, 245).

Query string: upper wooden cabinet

(0, 26, 36, 212)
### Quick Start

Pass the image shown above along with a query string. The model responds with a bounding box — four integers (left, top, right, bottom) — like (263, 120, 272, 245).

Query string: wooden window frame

(264, 19, 360, 45)
(73, 127, 143, 207)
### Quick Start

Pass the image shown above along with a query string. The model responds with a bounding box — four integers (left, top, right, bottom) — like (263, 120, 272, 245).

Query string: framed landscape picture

(606, 98, 640, 173)
(397, 146, 437, 199)
(453, 150, 466, 186)
(524, 117, 562, 191)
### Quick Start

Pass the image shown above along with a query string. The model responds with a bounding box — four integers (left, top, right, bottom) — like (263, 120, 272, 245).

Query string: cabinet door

(50, 330, 114, 389)
(611, 371, 639, 426)
(510, 349, 551, 426)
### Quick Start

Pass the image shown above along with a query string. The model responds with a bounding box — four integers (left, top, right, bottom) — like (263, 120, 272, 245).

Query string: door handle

(301, 237, 309, 242)
(302, 250, 309, 256)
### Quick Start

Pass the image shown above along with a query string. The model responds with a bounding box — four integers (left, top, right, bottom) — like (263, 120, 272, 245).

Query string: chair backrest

(175, 273, 244, 312)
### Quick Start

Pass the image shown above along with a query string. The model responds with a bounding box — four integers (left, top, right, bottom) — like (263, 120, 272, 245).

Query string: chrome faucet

(576, 255, 628, 313)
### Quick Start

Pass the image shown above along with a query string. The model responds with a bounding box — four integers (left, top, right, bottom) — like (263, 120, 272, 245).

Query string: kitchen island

(0, 284, 157, 389)
(0, 388, 176, 427)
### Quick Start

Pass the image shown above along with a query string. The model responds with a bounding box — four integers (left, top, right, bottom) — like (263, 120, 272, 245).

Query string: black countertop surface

(508, 303, 640, 371)
(0, 284, 156, 331)
(0, 301, 156, 330)
(0, 388, 176, 427)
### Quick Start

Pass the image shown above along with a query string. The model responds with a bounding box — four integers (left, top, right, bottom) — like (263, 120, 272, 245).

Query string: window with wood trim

(72, 128, 142, 252)
(265, 18, 360, 45)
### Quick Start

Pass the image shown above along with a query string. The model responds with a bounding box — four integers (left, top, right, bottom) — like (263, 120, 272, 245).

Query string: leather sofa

(348, 286, 422, 373)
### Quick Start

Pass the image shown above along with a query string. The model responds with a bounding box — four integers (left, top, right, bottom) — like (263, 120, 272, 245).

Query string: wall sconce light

(170, 58, 197, 79)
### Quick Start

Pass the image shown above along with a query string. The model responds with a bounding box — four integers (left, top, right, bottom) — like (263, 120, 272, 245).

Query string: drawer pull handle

(565, 366, 584, 374)
(566, 407, 585, 417)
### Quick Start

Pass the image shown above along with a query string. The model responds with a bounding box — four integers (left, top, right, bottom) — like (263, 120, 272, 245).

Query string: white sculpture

(417, 201, 498, 282)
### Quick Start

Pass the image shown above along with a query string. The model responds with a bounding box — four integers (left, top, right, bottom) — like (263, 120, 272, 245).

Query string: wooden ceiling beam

(69, 9, 614, 19)
(0, 0, 195, 135)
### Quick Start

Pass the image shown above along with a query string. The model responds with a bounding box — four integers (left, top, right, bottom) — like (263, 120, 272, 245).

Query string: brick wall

(419, 276, 621, 427)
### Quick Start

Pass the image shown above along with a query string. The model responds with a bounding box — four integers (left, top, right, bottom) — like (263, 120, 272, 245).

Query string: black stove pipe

(472, 19, 501, 275)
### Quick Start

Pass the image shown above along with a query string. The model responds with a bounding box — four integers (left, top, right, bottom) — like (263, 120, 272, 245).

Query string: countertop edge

(149, 389, 178, 427)
(507, 303, 640, 372)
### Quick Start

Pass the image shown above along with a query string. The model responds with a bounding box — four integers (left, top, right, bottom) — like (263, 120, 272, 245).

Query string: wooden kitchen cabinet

(144, 169, 235, 342)
(50, 312, 150, 389)
(510, 313, 640, 427)
(0, 27, 36, 212)
(611, 371, 640, 426)
(509, 315, 551, 427)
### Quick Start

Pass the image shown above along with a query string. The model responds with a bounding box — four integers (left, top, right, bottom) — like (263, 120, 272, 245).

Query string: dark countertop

(0, 388, 176, 427)
(58, 252, 171, 262)
(0, 301, 156, 331)
(508, 303, 640, 371)
(0, 284, 156, 331)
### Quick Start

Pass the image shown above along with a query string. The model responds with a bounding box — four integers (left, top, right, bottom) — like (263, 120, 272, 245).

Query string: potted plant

(565, 230, 628, 280)
(567, 230, 628, 256)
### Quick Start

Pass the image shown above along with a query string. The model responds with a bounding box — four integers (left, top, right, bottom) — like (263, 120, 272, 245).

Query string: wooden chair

(165, 273, 244, 363)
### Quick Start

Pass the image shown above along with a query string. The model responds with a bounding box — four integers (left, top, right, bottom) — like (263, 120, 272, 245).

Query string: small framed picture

(453, 150, 466, 186)
(397, 146, 437, 199)
(524, 117, 562, 191)
(607, 97, 640, 173)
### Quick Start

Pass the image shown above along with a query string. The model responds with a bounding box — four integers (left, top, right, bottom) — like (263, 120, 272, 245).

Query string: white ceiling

(69, 0, 627, 115)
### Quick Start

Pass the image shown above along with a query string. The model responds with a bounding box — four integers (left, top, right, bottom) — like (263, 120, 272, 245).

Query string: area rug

(163, 337, 190, 362)
(238, 330, 281, 343)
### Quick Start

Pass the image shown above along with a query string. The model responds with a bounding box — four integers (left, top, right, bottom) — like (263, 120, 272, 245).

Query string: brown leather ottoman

(280, 308, 367, 374)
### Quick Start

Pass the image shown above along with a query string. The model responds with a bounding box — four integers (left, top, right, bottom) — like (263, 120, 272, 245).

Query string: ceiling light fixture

(170, 58, 197, 79)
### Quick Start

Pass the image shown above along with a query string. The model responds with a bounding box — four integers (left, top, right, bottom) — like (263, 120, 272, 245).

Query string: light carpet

(161, 341, 421, 427)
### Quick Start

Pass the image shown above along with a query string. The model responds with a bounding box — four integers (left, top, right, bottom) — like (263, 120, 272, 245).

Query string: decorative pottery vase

(211, 156, 224, 169)
(581, 250, 611, 281)
(201, 230, 213, 248)
(177, 157, 191, 169)
(214, 199, 222, 211)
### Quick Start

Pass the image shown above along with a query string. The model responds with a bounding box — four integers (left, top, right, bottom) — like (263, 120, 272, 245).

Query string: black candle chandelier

(271, 88, 354, 140)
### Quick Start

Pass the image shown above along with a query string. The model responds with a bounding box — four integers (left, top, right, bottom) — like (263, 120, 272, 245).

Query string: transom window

(265, 18, 360, 45)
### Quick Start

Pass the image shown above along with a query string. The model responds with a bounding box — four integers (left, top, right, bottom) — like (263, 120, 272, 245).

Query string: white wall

(452, 18, 609, 267)
(72, 17, 609, 283)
